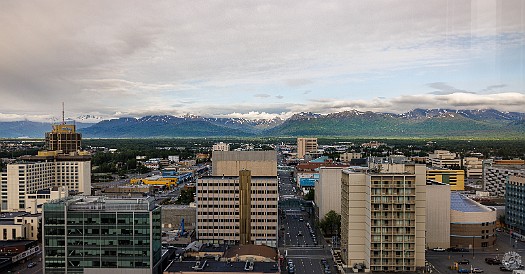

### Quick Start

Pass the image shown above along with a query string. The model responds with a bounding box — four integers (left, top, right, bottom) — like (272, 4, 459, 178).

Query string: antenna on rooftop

(62, 102, 65, 125)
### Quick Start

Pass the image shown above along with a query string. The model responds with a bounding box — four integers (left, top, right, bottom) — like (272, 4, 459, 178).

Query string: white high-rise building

(1, 153, 90, 212)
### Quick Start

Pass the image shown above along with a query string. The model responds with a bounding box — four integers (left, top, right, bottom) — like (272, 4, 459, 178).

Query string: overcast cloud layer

(0, 0, 524, 122)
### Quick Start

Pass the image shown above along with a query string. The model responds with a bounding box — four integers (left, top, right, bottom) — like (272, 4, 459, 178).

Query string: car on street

(298, 231, 303, 236)
(458, 259, 470, 265)
(472, 268, 484, 273)
(457, 269, 469, 273)
(485, 258, 502, 265)
(499, 266, 512, 271)
(432, 247, 446, 252)
(27, 262, 36, 268)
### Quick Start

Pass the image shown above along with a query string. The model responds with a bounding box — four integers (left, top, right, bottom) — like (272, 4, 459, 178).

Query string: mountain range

(0, 109, 524, 138)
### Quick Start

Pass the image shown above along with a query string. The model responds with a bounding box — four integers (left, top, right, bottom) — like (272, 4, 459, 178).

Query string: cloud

(285, 78, 313, 87)
(254, 93, 271, 98)
(0, 1, 523, 121)
(427, 82, 471, 95)
(481, 84, 507, 93)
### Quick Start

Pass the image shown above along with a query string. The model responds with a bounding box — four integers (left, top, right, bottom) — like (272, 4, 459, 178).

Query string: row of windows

(199, 182, 277, 187)
(199, 190, 277, 194)
(199, 232, 277, 237)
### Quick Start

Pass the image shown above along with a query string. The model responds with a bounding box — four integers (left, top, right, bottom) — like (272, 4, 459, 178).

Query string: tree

(304, 189, 315, 201)
(319, 210, 341, 237)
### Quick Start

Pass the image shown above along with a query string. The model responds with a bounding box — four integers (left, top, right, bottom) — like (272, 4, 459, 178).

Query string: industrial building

(42, 196, 162, 274)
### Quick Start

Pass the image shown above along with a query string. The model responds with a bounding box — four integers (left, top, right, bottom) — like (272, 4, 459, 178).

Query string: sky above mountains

(0, 1, 524, 122)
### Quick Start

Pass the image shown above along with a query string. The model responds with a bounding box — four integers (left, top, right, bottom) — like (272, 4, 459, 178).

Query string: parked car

(27, 262, 36, 268)
(432, 247, 446, 252)
(458, 268, 470, 273)
(472, 268, 484, 273)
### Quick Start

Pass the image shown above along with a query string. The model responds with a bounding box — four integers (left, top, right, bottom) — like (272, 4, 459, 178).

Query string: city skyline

(0, 1, 524, 122)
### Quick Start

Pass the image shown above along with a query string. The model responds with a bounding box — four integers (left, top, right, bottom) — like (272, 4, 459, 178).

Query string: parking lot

(427, 231, 525, 273)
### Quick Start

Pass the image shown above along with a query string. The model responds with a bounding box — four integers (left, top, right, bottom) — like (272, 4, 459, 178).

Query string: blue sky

(0, 0, 523, 122)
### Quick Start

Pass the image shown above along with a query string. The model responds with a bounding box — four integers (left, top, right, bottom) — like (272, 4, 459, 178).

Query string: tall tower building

(297, 137, 318, 159)
(197, 151, 278, 247)
(341, 163, 426, 273)
(45, 124, 82, 154)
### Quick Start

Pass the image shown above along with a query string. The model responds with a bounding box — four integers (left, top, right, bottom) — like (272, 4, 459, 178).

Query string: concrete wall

(212, 151, 277, 177)
(426, 185, 451, 249)
(316, 167, 343, 218)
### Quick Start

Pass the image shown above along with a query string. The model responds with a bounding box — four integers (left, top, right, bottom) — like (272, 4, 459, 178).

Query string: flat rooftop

(451, 192, 491, 213)
(164, 260, 279, 273)
(47, 196, 158, 212)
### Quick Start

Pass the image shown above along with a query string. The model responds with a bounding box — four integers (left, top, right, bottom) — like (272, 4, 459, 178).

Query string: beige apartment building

(341, 163, 426, 273)
(297, 138, 318, 159)
(198, 151, 278, 247)
(315, 167, 343, 219)
(0, 212, 41, 241)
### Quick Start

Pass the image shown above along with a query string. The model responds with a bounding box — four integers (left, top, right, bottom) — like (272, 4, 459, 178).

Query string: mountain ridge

(0, 108, 524, 138)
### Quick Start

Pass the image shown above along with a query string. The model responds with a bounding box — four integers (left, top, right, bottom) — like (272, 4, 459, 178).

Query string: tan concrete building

(0, 212, 41, 240)
(463, 157, 483, 178)
(450, 192, 497, 249)
(212, 151, 277, 177)
(196, 175, 278, 247)
(212, 142, 230, 151)
(426, 183, 451, 249)
(315, 167, 343, 219)
(340, 153, 362, 162)
(428, 150, 461, 169)
(297, 138, 318, 159)
(426, 168, 465, 191)
(198, 151, 278, 247)
(341, 163, 426, 273)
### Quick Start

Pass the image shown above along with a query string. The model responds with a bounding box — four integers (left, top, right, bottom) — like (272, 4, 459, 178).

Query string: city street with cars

(278, 154, 337, 274)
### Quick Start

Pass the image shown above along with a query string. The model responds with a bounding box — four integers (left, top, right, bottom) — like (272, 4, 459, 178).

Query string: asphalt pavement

(278, 164, 337, 274)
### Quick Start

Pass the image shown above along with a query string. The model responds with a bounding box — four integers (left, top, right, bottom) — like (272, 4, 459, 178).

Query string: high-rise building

(1, 152, 90, 212)
(506, 175, 525, 235)
(197, 151, 278, 247)
(45, 124, 82, 154)
(297, 138, 318, 159)
(42, 196, 162, 274)
(341, 163, 426, 273)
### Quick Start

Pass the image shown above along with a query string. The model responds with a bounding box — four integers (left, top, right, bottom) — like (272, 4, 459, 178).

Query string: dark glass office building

(43, 196, 161, 274)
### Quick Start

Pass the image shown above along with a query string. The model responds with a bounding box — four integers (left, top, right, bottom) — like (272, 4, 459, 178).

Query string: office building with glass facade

(43, 196, 161, 274)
